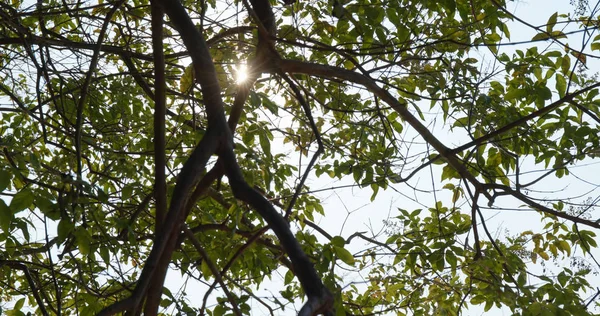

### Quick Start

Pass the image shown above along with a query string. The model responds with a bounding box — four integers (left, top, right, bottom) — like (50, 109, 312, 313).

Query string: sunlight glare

(235, 64, 248, 84)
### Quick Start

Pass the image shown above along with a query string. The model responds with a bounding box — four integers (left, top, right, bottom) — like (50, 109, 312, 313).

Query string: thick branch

(218, 145, 333, 315)
(151, 0, 167, 227)
(144, 2, 168, 315)
(100, 0, 333, 315)
(0, 261, 49, 316)
(97, 129, 220, 315)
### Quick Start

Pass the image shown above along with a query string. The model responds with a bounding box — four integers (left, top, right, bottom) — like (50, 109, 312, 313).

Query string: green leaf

(484, 300, 493, 312)
(370, 183, 379, 201)
(200, 260, 213, 280)
(0, 170, 11, 192)
(57, 219, 74, 242)
(261, 93, 279, 115)
(259, 133, 271, 158)
(529, 302, 543, 315)
(546, 12, 558, 32)
(536, 85, 552, 101)
(500, 22, 511, 39)
(557, 240, 571, 256)
(180, 64, 194, 93)
(431, 251, 445, 271)
(557, 272, 569, 286)
(445, 250, 457, 269)
(14, 298, 25, 311)
(334, 246, 355, 265)
(100, 247, 110, 265)
(6, 309, 26, 316)
(29, 152, 41, 169)
(485, 33, 501, 43)
(551, 30, 567, 39)
(561, 55, 571, 73)
(0, 199, 12, 232)
(36, 196, 61, 220)
(284, 270, 294, 284)
(441, 0, 456, 16)
(505, 88, 527, 101)
(532, 33, 551, 41)
(449, 188, 460, 204)
(97, 187, 109, 203)
(10, 189, 34, 213)
(412, 103, 425, 120)
(249, 91, 261, 107)
(122, 184, 133, 200)
(213, 304, 226, 316)
(331, 236, 345, 247)
(75, 227, 92, 255)
(441, 165, 459, 181)
(332, 2, 346, 19)
(470, 295, 485, 305)
(555, 74, 567, 98)
(352, 166, 364, 183)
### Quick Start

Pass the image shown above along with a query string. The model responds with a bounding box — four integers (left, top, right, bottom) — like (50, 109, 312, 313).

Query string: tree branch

(183, 226, 242, 316)
(144, 2, 168, 314)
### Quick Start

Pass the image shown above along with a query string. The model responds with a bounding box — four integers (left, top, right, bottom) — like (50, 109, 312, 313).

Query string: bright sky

(157, 0, 600, 315)
(259, 0, 600, 314)
(2, 0, 600, 315)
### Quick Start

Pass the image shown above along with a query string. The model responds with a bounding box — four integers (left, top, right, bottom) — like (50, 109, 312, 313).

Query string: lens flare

(236, 64, 248, 84)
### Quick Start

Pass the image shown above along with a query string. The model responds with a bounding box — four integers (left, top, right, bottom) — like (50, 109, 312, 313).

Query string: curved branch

(0, 261, 49, 316)
(277, 59, 486, 198)
(183, 226, 242, 316)
(200, 226, 268, 314)
(486, 183, 600, 229)
(219, 145, 334, 315)
(97, 128, 221, 315)
(280, 74, 325, 219)
(74, 0, 125, 184)
(99, 0, 333, 314)
(451, 81, 600, 155)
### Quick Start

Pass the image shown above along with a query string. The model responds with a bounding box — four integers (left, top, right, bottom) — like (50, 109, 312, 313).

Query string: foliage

(0, 0, 599, 315)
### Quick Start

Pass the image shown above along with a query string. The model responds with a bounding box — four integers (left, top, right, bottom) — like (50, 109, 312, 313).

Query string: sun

(235, 64, 248, 84)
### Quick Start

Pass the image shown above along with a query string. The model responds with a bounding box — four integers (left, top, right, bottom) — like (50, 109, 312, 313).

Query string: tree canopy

(1, 0, 600, 315)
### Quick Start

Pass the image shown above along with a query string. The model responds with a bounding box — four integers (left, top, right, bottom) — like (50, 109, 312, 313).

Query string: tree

(0, 0, 599, 314)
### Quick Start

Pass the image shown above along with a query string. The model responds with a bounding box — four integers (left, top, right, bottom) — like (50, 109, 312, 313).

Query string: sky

(2, 0, 600, 315)
(254, 0, 600, 314)
(165, 0, 600, 314)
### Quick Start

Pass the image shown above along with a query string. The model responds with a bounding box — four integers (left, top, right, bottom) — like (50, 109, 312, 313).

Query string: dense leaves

(0, 0, 599, 315)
